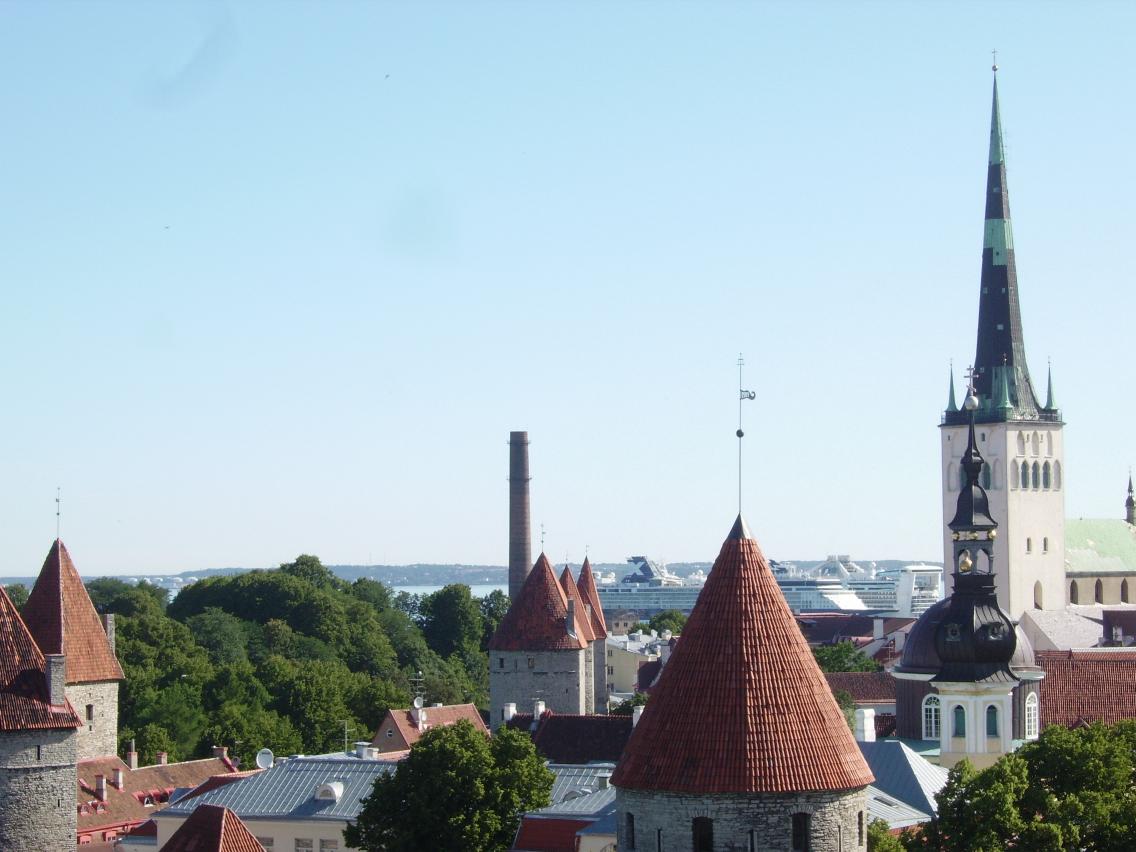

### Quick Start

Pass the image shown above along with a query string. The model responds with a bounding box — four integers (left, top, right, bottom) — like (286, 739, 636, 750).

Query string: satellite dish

(412, 696, 423, 709)
(255, 748, 274, 770)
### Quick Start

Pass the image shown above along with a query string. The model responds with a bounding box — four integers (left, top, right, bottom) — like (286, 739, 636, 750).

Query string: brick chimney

(45, 654, 66, 705)
(95, 774, 107, 802)
(102, 613, 116, 654)
(156, 751, 168, 766)
(503, 703, 517, 722)
(127, 739, 139, 770)
(112, 767, 124, 790)
(533, 699, 545, 718)
(212, 745, 229, 760)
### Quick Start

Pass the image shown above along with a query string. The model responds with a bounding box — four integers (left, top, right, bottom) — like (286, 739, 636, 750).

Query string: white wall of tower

(941, 421, 1066, 618)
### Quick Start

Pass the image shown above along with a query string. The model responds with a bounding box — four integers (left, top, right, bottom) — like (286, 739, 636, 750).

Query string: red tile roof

(824, 672, 897, 704)
(576, 558, 609, 640)
(0, 585, 82, 732)
(77, 757, 238, 837)
(559, 566, 596, 643)
(874, 713, 897, 738)
(612, 516, 875, 794)
(370, 703, 488, 752)
(160, 804, 263, 852)
(512, 816, 593, 852)
(506, 711, 633, 763)
(1037, 649, 1136, 728)
(636, 659, 662, 693)
(22, 540, 124, 684)
(488, 554, 588, 652)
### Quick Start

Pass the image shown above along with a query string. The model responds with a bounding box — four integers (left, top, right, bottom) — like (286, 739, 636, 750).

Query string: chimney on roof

(102, 613, 116, 654)
(854, 708, 876, 743)
(212, 745, 228, 760)
(597, 773, 610, 789)
(45, 654, 66, 705)
(566, 598, 577, 638)
(503, 703, 517, 722)
(632, 705, 645, 727)
(873, 618, 885, 641)
(354, 741, 372, 759)
(508, 431, 532, 600)
(417, 708, 429, 731)
(533, 699, 545, 718)
(95, 774, 107, 802)
(112, 767, 124, 790)
(156, 751, 168, 766)
(127, 740, 138, 770)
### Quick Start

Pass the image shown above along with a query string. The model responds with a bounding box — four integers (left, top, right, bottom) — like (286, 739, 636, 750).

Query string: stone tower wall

(489, 648, 586, 728)
(0, 727, 78, 851)
(67, 680, 119, 761)
(592, 637, 607, 713)
(616, 786, 868, 852)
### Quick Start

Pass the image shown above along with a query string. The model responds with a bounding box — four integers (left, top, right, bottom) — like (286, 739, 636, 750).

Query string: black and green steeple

(944, 69, 1060, 426)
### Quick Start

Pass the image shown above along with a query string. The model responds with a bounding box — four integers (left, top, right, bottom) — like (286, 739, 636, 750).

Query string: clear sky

(2, 1, 1134, 577)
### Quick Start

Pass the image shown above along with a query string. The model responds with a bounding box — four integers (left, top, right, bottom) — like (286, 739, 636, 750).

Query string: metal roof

(156, 753, 402, 822)
(866, 785, 931, 830)
(535, 786, 615, 817)
(859, 741, 948, 816)
(1065, 519, 1136, 575)
(547, 763, 615, 805)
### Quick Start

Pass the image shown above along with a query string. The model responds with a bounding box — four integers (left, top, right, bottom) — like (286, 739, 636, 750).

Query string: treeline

(83, 555, 508, 769)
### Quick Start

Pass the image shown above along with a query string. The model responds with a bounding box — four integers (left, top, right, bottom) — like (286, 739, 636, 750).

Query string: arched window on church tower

(1017, 432, 1027, 455)
(1042, 462, 1051, 489)
(1011, 461, 1019, 489)
(1034, 581, 1043, 609)
(1123, 579, 1130, 604)
(953, 705, 966, 738)
(1032, 462, 1041, 489)
(1021, 461, 1030, 489)
(986, 705, 999, 737)
(982, 465, 992, 489)
(1095, 579, 1104, 604)
(922, 695, 941, 740)
(1031, 432, 1040, 456)
(1054, 461, 1062, 490)
(1070, 581, 1079, 605)
(1025, 693, 1039, 739)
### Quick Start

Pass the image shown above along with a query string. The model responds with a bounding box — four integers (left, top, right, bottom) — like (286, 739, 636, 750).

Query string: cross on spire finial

(55, 487, 61, 540)
(964, 364, 979, 395)
(992, 48, 998, 72)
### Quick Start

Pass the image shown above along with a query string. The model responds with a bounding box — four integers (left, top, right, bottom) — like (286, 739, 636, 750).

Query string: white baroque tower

(941, 69, 1065, 619)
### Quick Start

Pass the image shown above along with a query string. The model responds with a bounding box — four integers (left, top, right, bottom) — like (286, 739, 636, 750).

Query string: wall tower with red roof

(612, 516, 873, 851)
(577, 557, 610, 713)
(0, 584, 82, 851)
(22, 540, 125, 761)
(487, 554, 593, 728)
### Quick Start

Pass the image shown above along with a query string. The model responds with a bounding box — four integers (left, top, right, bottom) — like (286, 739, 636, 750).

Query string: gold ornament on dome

(959, 551, 974, 573)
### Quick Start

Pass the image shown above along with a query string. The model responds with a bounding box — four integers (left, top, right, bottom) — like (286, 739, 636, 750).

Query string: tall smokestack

(509, 431, 532, 600)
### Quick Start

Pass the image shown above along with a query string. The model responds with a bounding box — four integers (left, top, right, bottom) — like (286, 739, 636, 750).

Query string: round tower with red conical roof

(612, 516, 873, 852)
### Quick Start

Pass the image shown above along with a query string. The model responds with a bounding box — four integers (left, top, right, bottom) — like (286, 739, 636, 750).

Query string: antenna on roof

(255, 748, 274, 770)
(55, 487, 61, 540)
(340, 719, 355, 755)
(411, 670, 426, 705)
(737, 354, 756, 514)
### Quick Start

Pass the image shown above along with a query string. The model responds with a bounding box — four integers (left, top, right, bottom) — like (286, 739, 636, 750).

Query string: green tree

(812, 641, 882, 672)
(648, 609, 687, 635)
(834, 689, 856, 730)
(186, 607, 251, 666)
(201, 703, 303, 769)
(478, 589, 510, 648)
(868, 819, 905, 852)
(345, 720, 552, 852)
(130, 722, 177, 765)
(610, 693, 649, 715)
(280, 554, 341, 590)
(87, 577, 169, 616)
(419, 584, 483, 659)
(352, 577, 394, 613)
(3, 583, 29, 610)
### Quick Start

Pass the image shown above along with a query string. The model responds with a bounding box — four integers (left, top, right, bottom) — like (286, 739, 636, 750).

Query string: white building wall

(941, 421, 1066, 618)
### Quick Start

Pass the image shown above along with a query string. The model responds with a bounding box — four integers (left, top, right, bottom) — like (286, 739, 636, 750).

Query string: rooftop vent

(315, 781, 344, 802)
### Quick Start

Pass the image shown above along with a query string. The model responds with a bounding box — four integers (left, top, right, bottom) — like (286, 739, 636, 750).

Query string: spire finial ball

(964, 393, 979, 411)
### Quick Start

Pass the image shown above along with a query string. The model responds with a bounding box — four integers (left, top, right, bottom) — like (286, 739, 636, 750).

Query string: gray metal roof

(536, 785, 615, 817)
(859, 741, 948, 816)
(547, 763, 615, 805)
(156, 753, 401, 822)
(866, 785, 931, 830)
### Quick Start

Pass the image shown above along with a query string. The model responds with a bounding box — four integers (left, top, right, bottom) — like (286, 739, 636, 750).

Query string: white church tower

(940, 67, 1065, 619)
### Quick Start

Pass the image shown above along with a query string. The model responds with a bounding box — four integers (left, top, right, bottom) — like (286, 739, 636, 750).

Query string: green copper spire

(989, 71, 1005, 166)
(946, 365, 958, 413)
(994, 357, 1013, 413)
(1045, 363, 1057, 410)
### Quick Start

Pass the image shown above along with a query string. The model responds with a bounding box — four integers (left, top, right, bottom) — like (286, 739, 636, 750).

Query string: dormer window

(315, 781, 344, 802)
(945, 624, 962, 642)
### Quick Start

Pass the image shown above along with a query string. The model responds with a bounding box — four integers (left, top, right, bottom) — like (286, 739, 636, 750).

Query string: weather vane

(992, 48, 998, 72)
(55, 487, 62, 540)
(737, 354, 756, 514)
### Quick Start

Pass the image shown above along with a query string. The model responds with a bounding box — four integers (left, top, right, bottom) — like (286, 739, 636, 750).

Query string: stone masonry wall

(592, 637, 607, 713)
(489, 648, 586, 728)
(66, 680, 119, 761)
(0, 728, 78, 852)
(616, 786, 868, 852)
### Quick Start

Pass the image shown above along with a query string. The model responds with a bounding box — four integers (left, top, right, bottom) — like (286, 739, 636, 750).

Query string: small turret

(946, 365, 958, 414)
(1126, 475, 1135, 526)
(1044, 363, 1058, 411)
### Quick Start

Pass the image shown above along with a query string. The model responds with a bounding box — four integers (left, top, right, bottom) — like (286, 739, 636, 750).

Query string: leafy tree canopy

(647, 609, 687, 635)
(345, 720, 552, 852)
(3, 582, 29, 610)
(812, 641, 882, 673)
(610, 693, 649, 715)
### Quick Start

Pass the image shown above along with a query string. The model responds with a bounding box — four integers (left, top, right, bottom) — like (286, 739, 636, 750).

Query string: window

(656, 828, 663, 851)
(1032, 462, 1040, 489)
(625, 813, 636, 849)
(791, 813, 811, 851)
(1021, 461, 1030, 489)
(1123, 579, 1130, 604)
(859, 811, 865, 846)
(1043, 537, 1049, 554)
(1026, 537, 1032, 554)
(385, 729, 394, 738)
(498, 657, 504, 669)
(527, 657, 535, 669)
(295, 841, 313, 852)
(319, 841, 339, 851)
(1070, 581, 1079, 605)
(1054, 461, 1062, 490)
(922, 695, 941, 740)
(981, 465, 991, 489)
(86, 704, 94, 721)
(256, 840, 274, 851)
(1096, 579, 1104, 604)
(1034, 581, 1044, 610)
(1025, 693, 1039, 739)
(1042, 462, 1051, 489)
(692, 817, 713, 852)
(986, 705, 999, 737)
(953, 705, 966, 738)
(750, 830, 757, 852)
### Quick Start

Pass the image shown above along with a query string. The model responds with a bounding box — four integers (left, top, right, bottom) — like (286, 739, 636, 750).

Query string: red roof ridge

(161, 804, 263, 852)
(22, 540, 124, 684)
(576, 558, 609, 640)
(612, 516, 874, 795)
(559, 566, 596, 643)
(488, 554, 587, 652)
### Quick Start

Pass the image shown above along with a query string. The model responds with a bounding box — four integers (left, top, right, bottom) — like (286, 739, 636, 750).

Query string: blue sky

(2, 1, 1134, 576)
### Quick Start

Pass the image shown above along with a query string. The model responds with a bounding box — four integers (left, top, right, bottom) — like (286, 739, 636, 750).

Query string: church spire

(949, 67, 1045, 424)
(946, 364, 958, 413)
(1126, 474, 1134, 526)
(1044, 362, 1057, 410)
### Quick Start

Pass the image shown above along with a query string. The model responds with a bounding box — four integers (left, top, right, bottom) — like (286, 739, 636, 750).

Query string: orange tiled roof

(512, 816, 593, 852)
(77, 757, 238, 836)
(1037, 649, 1136, 728)
(160, 804, 263, 852)
(576, 558, 608, 640)
(488, 555, 588, 652)
(372, 703, 488, 750)
(22, 540, 124, 684)
(824, 672, 897, 704)
(612, 516, 874, 794)
(559, 566, 596, 643)
(0, 585, 82, 732)
(505, 711, 633, 764)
